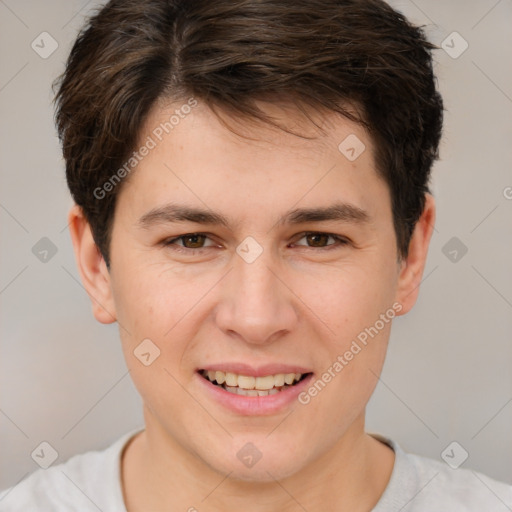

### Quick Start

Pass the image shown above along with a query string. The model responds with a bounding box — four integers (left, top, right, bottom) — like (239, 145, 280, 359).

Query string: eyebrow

(138, 201, 370, 230)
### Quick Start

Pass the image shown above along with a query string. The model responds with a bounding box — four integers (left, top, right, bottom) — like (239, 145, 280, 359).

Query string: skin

(69, 99, 435, 511)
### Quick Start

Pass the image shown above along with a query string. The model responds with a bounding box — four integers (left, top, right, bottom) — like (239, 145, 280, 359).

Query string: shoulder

(407, 450, 512, 510)
(0, 428, 142, 512)
(371, 433, 512, 512)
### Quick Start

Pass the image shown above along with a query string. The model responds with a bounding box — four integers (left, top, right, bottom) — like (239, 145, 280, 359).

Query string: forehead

(143, 97, 371, 157)
(116, 98, 389, 228)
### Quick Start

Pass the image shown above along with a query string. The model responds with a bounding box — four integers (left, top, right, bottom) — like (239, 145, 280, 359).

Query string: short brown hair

(53, 0, 443, 266)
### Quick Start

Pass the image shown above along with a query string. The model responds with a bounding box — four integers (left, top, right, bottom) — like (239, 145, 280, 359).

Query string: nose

(214, 246, 298, 346)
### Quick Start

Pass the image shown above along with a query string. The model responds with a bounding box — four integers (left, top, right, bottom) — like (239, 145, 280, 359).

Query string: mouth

(198, 369, 312, 397)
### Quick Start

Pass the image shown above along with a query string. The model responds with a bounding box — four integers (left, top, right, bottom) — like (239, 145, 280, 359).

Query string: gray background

(1, 0, 511, 493)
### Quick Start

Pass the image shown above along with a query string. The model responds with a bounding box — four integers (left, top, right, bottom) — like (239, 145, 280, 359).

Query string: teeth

(284, 373, 295, 385)
(227, 386, 285, 397)
(202, 370, 305, 392)
(225, 372, 238, 387)
(237, 375, 256, 389)
(255, 375, 275, 390)
(274, 373, 285, 387)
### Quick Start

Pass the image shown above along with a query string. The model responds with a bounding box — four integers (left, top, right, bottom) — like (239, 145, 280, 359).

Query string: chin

(197, 435, 310, 483)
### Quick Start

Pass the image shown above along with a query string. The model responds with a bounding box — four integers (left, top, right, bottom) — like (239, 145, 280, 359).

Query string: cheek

(295, 259, 398, 339)
(113, 272, 192, 421)
(111, 262, 191, 334)
(298, 317, 393, 432)
(295, 259, 397, 404)
(111, 265, 223, 375)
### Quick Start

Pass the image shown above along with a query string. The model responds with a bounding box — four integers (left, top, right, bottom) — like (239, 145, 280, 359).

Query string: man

(1, 0, 511, 510)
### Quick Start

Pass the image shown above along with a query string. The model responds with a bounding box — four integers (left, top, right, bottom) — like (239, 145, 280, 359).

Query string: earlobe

(395, 194, 436, 315)
(68, 204, 117, 324)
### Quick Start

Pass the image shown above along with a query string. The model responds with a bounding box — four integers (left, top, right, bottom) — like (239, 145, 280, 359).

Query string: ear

(395, 194, 436, 315)
(68, 204, 117, 324)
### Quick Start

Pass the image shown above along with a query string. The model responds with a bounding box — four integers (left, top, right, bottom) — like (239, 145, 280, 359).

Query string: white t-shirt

(1, 428, 511, 511)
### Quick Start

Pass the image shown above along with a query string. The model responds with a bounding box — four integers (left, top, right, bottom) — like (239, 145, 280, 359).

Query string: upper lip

(198, 363, 313, 377)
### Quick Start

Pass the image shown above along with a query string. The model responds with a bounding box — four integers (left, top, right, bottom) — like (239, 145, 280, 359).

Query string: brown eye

(180, 234, 207, 248)
(163, 233, 215, 251)
(293, 232, 349, 249)
(306, 233, 330, 247)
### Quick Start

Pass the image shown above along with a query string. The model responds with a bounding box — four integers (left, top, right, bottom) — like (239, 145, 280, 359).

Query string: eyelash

(161, 232, 350, 253)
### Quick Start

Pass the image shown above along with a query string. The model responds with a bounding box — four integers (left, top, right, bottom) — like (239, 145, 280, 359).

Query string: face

(75, 99, 430, 482)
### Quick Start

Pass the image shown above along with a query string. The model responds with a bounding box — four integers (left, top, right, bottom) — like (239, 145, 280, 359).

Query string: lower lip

(195, 372, 314, 416)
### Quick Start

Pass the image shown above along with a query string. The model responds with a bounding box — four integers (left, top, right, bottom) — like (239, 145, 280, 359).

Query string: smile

(199, 369, 310, 397)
